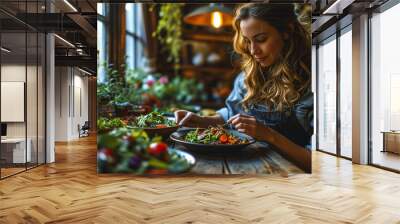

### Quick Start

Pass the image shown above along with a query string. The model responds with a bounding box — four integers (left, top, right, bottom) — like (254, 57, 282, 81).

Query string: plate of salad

(97, 127, 195, 175)
(131, 111, 179, 138)
(170, 126, 256, 152)
(97, 117, 127, 134)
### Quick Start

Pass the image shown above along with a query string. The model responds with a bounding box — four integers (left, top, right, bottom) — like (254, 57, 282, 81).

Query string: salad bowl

(130, 112, 179, 138)
(97, 128, 195, 174)
(170, 127, 256, 153)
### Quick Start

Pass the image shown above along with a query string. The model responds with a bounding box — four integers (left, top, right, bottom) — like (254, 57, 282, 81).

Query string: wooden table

(172, 141, 303, 176)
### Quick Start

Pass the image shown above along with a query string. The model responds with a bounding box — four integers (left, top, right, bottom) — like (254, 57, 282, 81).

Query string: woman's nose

(250, 42, 260, 56)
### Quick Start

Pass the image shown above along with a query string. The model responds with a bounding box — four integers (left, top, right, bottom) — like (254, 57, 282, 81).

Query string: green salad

(97, 128, 192, 174)
(134, 111, 176, 128)
(184, 127, 249, 145)
(97, 117, 126, 132)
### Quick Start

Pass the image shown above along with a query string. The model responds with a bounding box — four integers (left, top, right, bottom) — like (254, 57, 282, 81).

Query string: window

(125, 3, 147, 70)
(317, 35, 337, 154)
(0, 1, 46, 179)
(339, 27, 352, 158)
(370, 2, 400, 171)
(97, 3, 108, 83)
(311, 45, 317, 150)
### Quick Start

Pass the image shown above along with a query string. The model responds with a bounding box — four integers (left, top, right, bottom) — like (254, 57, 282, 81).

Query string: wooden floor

(1, 167, 26, 178)
(372, 150, 400, 171)
(1, 136, 400, 223)
(1, 163, 44, 178)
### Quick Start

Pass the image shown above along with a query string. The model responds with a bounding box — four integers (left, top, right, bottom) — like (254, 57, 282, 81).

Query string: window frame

(315, 23, 353, 161)
(368, 0, 400, 173)
(125, 3, 146, 70)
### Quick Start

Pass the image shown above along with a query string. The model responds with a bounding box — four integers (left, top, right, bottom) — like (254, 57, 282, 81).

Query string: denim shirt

(216, 72, 314, 148)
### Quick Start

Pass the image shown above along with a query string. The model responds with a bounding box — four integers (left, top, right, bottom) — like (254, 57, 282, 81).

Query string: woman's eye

(255, 37, 267, 42)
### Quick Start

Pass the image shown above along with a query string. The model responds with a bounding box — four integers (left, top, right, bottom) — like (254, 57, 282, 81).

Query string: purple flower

(129, 156, 142, 169)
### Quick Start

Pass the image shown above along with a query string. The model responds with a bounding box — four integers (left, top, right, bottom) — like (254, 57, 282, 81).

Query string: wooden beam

(66, 14, 96, 39)
(183, 32, 233, 43)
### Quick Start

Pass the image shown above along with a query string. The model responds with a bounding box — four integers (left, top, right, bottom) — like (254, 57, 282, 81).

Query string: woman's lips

(255, 56, 267, 62)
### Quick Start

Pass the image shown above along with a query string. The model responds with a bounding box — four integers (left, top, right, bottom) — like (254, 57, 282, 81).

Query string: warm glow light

(211, 11, 222, 28)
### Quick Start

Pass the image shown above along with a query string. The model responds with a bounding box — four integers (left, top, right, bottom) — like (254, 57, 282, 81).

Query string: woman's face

(240, 17, 285, 68)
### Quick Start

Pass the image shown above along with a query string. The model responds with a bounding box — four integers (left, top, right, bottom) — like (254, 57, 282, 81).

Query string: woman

(175, 3, 313, 172)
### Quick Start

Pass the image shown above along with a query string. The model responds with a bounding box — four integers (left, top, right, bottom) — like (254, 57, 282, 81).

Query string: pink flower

(159, 76, 169, 84)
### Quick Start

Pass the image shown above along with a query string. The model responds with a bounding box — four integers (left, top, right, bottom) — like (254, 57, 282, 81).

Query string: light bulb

(211, 11, 222, 28)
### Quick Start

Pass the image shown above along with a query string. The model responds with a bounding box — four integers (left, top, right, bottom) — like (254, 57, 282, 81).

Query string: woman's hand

(175, 110, 225, 128)
(227, 113, 270, 141)
(174, 110, 202, 127)
(228, 113, 311, 172)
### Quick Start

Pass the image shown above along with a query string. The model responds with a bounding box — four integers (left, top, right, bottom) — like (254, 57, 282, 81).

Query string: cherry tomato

(219, 134, 228, 143)
(155, 124, 167, 128)
(148, 142, 168, 156)
(102, 148, 113, 157)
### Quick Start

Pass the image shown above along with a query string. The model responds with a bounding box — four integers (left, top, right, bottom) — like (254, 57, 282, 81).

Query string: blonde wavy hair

(233, 3, 311, 112)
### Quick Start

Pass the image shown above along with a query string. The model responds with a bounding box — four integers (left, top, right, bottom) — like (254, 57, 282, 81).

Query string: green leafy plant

(151, 75, 206, 105)
(154, 4, 184, 71)
(98, 62, 206, 114)
(97, 82, 112, 106)
(170, 76, 206, 104)
(98, 63, 147, 115)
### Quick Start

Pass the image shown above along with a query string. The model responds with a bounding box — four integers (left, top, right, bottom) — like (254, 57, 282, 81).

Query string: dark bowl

(170, 128, 256, 153)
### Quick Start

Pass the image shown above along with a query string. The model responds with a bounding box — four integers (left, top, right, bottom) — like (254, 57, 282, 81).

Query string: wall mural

(97, 3, 313, 176)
